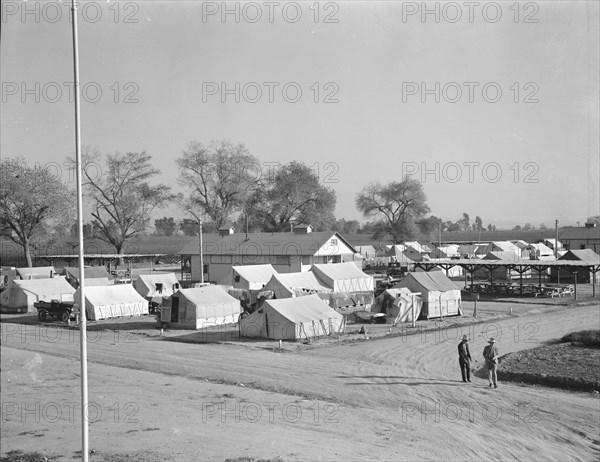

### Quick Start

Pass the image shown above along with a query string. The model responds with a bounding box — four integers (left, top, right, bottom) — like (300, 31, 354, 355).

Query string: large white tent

(263, 272, 331, 299)
(311, 262, 374, 293)
(240, 294, 345, 340)
(134, 273, 181, 299)
(75, 284, 149, 321)
(232, 264, 278, 290)
(63, 267, 113, 288)
(167, 285, 241, 329)
(394, 271, 462, 319)
(371, 288, 423, 325)
(0, 277, 76, 313)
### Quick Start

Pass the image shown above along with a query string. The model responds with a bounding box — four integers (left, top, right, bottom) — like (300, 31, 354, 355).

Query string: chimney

(293, 224, 312, 234)
(218, 227, 235, 237)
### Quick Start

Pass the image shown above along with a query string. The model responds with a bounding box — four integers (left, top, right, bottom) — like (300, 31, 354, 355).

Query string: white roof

(136, 273, 179, 287)
(178, 285, 238, 306)
(78, 284, 147, 307)
(267, 272, 331, 292)
(16, 266, 55, 279)
(232, 264, 278, 283)
(263, 294, 342, 324)
(311, 262, 370, 281)
(13, 277, 75, 296)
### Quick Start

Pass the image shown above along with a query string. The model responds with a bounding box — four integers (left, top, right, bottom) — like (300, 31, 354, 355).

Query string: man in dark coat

(458, 335, 472, 382)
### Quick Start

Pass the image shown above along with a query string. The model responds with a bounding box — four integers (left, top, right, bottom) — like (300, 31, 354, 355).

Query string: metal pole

(554, 219, 559, 258)
(199, 218, 204, 284)
(71, 2, 89, 460)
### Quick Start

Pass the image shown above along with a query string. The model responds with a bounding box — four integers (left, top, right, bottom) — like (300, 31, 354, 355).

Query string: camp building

(180, 226, 360, 285)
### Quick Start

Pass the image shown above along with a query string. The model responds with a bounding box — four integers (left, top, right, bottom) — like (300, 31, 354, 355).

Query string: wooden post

(473, 293, 478, 318)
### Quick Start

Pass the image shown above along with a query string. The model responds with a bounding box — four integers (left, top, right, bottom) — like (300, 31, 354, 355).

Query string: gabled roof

(16, 267, 55, 279)
(13, 277, 76, 296)
(180, 231, 356, 256)
(311, 262, 370, 281)
(263, 294, 341, 324)
(64, 267, 111, 280)
(527, 243, 554, 256)
(560, 226, 600, 240)
(78, 284, 146, 306)
(511, 240, 529, 249)
(482, 251, 524, 263)
(396, 271, 461, 292)
(266, 272, 331, 292)
(557, 249, 600, 264)
(177, 285, 239, 306)
(232, 264, 278, 283)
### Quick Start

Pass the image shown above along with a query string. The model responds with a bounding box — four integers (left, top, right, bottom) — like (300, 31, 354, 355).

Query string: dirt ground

(1, 298, 599, 461)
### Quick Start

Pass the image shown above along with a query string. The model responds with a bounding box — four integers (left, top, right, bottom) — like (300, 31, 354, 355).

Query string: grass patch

(0, 451, 58, 462)
(560, 329, 600, 348)
(499, 341, 600, 392)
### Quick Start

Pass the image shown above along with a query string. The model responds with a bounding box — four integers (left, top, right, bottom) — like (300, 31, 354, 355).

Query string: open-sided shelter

(0, 277, 76, 313)
(263, 272, 331, 299)
(75, 284, 149, 321)
(166, 285, 241, 329)
(240, 294, 345, 340)
(371, 288, 423, 325)
(311, 262, 374, 293)
(552, 249, 600, 283)
(232, 264, 278, 290)
(134, 273, 180, 299)
(63, 267, 113, 288)
(393, 271, 462, 319)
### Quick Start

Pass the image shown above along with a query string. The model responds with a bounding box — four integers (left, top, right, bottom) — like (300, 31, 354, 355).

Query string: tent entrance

(171, 296, 180, 323)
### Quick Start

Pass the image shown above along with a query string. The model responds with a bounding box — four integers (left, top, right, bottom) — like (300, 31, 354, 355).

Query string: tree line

(1, 140, 574, 265)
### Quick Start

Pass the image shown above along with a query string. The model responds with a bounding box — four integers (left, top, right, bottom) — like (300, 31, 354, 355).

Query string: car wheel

(38, 310, 47, 322)
(61, 310, 71, 322)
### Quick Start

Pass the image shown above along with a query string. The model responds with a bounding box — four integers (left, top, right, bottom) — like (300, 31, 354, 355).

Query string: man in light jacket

(483, 338, 499, 388)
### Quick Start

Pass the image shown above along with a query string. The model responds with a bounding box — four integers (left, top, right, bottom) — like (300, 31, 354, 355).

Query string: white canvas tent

(75, 284, 149, 321)
(167, 286, 241, 329)
(16, 266, 55, 280)
(371, 288, 423, 325)
(134, 273, 180, 299)
(240, 294, 345, 340)
(394, 271, 462, 319)
(263, 272, 331, 299)
(311, 262, 374, 293)
(232, 264, 278, 290)
(63, 267, 113, 288)
(0, 277, 75, 312)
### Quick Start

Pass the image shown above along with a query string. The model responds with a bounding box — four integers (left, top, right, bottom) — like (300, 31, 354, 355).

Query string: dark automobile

(33, 299, 77, 322)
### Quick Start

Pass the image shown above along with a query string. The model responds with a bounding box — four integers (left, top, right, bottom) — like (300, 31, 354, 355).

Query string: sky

(2, 0, 599, 229)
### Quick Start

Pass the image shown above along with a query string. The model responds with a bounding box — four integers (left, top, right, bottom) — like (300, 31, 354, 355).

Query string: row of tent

(357, 240, 566, 265)
(232, 262, 375, 295)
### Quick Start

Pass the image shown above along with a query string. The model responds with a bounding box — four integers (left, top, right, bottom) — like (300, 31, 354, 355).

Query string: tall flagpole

(71, 1, 89, 460)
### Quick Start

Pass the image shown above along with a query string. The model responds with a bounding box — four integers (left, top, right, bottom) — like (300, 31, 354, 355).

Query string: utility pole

(554, 219, 559, 258)
(189, 211, 204, 284)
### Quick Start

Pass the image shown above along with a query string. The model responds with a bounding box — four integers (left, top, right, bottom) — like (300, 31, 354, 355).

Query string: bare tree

(355, 178, 430, 244)
(0, 158, 74, 266)
(82, 149, 174, 261)
(177, 140, 260, 228)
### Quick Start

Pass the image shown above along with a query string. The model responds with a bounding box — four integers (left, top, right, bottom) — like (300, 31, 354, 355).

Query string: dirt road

(2, 303, 599, 461)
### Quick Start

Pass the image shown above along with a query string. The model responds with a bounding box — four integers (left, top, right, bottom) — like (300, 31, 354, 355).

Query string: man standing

(458, 335, 472, 382)
(483, 338, 499, 388)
